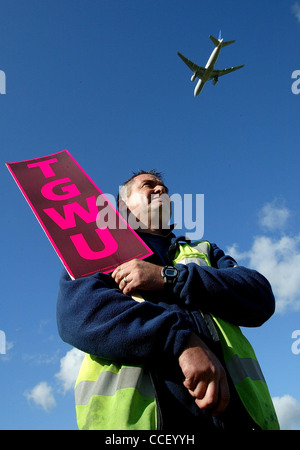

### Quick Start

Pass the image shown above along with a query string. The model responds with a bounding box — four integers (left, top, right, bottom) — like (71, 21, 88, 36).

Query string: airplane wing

(209, 65, 245, 79)
(177, 52, 206, 77)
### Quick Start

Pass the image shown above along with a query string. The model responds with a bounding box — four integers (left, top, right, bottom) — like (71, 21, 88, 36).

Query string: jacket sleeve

(173, 243, 275, 327)
(56, 269, 193, 365)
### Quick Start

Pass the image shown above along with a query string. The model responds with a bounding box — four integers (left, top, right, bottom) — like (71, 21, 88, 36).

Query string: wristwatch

(161, 265, 178, 285)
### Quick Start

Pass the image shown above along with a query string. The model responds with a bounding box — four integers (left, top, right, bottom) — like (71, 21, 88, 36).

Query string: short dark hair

(117, 169, 165, 203)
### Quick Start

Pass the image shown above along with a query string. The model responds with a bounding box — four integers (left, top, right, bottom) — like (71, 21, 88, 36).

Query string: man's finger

(111, 261, 128, 278)
(195, 381, 219, 411)
(112, 267, 127, 285)
(188, 381, 207, 400)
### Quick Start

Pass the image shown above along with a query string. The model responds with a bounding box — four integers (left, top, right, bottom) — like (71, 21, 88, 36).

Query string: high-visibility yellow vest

(173, 240, 280, 430)
(74, 240, 279, 430)
(75, 354, 157, 430)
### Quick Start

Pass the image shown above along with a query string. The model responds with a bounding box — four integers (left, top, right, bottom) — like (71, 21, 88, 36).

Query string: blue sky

(1, 0, 300, 430)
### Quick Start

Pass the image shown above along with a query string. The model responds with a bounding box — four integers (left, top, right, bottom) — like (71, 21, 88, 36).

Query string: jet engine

(212, 76, 219, 85)
(191, 73, 197, 82)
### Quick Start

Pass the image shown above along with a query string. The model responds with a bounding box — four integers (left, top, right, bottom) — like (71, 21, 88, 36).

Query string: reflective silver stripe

(226, 355, 266, 386)
(176, 257, 208, 266)
(191, 241, 210, 254)
(75, 367, 155, 406)
(175, 242, 210, 267)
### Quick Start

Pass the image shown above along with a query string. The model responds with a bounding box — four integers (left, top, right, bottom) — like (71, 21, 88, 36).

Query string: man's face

(122, 174, 171, 232)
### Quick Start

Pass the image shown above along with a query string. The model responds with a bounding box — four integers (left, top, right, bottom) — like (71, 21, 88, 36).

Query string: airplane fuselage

(194, 39, 223, 96)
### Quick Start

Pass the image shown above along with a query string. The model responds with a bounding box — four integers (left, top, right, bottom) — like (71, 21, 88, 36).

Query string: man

(57, 170, 279, 430)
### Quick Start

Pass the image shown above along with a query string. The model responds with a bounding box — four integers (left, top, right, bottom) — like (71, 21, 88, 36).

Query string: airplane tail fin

(209, 34, 235, 48)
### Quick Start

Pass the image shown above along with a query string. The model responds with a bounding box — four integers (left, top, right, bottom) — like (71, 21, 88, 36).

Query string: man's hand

(112, 259, 164, 296)
(178, 333, 230, 416)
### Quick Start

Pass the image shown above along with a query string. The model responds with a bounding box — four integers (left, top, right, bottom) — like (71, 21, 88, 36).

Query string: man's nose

(154, 185, 165, 194)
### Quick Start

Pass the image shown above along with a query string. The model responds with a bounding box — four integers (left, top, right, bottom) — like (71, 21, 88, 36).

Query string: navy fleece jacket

(56, 232, 275, 429)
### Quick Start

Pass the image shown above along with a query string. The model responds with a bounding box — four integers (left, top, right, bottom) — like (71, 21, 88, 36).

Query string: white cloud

(228, 234, 300, 313)
(25, 381, 56, 412)
(273, 395, 300, 430)
(24, 348, 84, 413)
(259, 200, 290, 231)
(55, 347, 85, 392)
(292, 2, 300, 23)
(227, 202, 300, 313)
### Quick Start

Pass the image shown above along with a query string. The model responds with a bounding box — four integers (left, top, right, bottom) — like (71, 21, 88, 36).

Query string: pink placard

(6, 150, 153, 279)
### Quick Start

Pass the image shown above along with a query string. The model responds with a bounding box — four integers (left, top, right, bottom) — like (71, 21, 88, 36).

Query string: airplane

(177, 31, 244, 96)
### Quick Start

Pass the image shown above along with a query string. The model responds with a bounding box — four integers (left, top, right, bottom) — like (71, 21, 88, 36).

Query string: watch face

(161, 266, 178, 284)
(165, 268, 177, 277)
